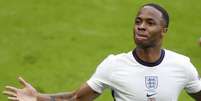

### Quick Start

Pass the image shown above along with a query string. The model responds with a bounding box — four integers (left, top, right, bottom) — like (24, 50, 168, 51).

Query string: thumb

(18, 77, 30, 87)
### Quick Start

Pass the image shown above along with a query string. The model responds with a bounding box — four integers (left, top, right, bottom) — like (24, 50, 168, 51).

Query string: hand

(3, 77, 38, 101)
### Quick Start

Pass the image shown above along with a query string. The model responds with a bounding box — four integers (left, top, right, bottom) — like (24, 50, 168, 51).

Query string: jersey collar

(132, 49, 165, 67)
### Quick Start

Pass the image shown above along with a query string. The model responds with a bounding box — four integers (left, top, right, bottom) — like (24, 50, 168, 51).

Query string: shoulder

(164, 49, 198, 77)
(164, 49, 190, 62)
(164, 49, 194, 71)
(92, 52, 132, 80)
(96, 51, 132, 70)
(103, 51, 133, 65)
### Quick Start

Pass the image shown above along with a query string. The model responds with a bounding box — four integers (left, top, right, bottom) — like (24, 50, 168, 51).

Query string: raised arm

(3, 77, 100, 101)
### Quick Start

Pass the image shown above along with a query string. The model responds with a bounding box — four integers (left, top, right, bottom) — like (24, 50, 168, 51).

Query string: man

(3, 3, 201, 101)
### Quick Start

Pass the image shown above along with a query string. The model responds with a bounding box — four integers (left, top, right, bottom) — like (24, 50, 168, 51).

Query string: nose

(137, 22, 146, 31)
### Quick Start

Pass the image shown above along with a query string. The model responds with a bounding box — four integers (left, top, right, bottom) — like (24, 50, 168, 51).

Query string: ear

(163, 28, 168, 33)
(160, 28, 167, 37)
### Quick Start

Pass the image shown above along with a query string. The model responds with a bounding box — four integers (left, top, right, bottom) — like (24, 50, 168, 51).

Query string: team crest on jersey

(145, 76, 158, 89)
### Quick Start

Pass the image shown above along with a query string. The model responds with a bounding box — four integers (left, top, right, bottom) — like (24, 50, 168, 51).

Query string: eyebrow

(147, 18, 155, 22)
(136, 17, 155, 21)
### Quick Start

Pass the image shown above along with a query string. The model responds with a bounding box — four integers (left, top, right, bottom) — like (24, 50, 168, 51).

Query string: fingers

(3, 91, 17, 97)
(18, 77, 29, 87)
(8, 97, 18, 101)
(5, 86, 18, 93)
(3, 86, 19, 101)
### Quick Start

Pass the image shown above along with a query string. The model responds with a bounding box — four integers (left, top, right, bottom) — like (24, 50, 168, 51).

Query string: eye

(135, 19, 141, 25)
(147, 21, 155, 26)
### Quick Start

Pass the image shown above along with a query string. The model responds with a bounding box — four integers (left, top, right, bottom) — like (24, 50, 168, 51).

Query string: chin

(135, 41, 154, 48)
(135, 40, 146, 46)
(137, 45, 152, 49)
(135, 42, 148, 48)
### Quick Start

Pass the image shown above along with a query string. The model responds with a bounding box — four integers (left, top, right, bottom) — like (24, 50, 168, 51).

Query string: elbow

(73, 93, 82, 101)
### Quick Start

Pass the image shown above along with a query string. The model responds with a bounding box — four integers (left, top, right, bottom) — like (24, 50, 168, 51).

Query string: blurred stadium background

(0, 0, 201, 100)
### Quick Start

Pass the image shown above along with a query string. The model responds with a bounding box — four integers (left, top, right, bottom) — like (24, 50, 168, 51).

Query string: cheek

(133, 26, 137, 32)
(133, 27, 138, 37)
(146, 30, 162, 41)
(149, 27, 162, 36)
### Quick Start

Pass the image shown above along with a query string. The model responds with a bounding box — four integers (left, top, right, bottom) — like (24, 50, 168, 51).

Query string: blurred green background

(0, 0, 201, 100)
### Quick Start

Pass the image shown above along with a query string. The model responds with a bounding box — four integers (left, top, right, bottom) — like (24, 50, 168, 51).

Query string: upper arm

(184, 59, 201, 101)
(74, 55, 114, 101)
(74, 83, 100, 101)
(188, 91, 201, 101)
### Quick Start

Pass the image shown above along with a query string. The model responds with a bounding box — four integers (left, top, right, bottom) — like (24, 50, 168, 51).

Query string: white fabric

(87, 49, 201, 101)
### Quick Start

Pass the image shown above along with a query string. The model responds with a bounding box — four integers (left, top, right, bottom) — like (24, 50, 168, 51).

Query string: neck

(135, 46, 162, 63)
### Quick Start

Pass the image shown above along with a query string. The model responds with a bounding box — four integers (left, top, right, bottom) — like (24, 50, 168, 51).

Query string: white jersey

(87, 49, 201, 101)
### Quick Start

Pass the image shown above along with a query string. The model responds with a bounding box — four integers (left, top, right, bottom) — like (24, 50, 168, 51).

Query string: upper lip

(135, 32, 148, 38)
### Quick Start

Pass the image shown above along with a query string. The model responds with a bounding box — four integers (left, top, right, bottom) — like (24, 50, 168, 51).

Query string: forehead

(136, 6, 163, 21)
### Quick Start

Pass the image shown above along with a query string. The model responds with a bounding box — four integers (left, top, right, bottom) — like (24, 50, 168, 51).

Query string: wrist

(36, 93, 51, 101)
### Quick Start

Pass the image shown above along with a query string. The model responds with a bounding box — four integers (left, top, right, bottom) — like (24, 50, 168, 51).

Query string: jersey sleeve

(87, 55, 114, 94)
(184, 59, 201, 94)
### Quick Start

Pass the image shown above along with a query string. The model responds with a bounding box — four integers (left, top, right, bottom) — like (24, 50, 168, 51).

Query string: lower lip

(135, 35, 147, 41)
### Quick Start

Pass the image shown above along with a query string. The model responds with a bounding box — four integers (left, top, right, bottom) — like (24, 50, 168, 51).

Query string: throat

(132, 48, 165, 67)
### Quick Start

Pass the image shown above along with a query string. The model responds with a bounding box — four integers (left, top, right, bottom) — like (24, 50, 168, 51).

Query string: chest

(109, 65, 188, 101)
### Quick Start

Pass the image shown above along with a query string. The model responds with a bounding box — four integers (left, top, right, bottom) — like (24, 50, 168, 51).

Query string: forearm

(188, 91, 201, 101)
(37, 91, 76, 101)
(36, 83, 98, 101)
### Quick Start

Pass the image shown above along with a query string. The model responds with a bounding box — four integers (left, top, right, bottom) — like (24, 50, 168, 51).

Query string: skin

(3, 5, 201, 101)
(3, 77, 99, 101)
(134, 6, 167, 63)
(134, 6, 201, 101)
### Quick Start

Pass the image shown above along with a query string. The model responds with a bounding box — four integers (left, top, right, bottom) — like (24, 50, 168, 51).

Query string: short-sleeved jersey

(87, 49, 201, 101)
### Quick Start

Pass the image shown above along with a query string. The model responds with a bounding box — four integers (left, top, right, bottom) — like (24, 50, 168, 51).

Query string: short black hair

(142, 3, 169, 28)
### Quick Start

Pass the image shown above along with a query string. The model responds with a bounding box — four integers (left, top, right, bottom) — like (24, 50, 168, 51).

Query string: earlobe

(163, 28, 168, 33)
(160, 28, 167, 37)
